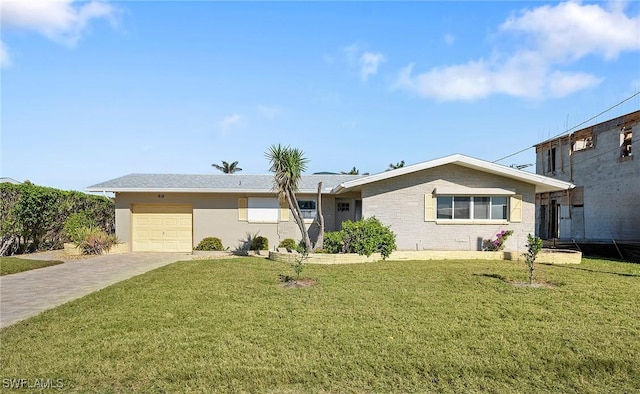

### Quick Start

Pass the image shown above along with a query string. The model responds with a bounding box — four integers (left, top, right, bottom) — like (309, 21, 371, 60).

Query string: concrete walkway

(0, 252, 191, 329)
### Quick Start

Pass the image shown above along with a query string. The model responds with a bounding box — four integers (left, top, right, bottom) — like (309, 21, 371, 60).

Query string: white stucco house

(87, 154, 574, 253)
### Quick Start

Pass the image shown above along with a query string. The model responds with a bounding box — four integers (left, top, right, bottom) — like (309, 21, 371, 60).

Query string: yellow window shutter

(424, 194, 435, 221)
(510, 195, 522, 223)
(238, 198, 247, 221)
(280, 200, 289, 222)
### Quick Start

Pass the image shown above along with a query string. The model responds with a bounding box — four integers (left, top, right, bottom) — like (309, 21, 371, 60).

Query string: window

(546, 147, 556, 173)
(437, 196, 508, 220)
(247, 197, 279, 223)
(298, 200, 317, 220)
(571, 137, 593, 153)
(337, 202, 350, 212)
(621, 128, 632, 158)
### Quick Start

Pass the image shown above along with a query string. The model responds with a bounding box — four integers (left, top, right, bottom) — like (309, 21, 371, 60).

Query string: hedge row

(0, 182, 114, 255)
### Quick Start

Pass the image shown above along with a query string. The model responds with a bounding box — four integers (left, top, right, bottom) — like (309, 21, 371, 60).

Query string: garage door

(131, 205, 193, 252)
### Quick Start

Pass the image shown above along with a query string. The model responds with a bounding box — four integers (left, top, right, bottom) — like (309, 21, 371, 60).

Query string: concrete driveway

(0, 252, 191, 329)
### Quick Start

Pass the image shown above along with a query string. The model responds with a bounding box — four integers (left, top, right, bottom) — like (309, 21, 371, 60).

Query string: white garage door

(131, 205, 193, 252)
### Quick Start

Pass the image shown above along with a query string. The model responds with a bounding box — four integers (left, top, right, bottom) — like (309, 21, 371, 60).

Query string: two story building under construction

(534, 110, 639, 252)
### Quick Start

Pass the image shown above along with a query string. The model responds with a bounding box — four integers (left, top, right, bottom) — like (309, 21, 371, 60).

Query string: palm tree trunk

(286, 188, 312, 251)
(315, 182, 324, 250)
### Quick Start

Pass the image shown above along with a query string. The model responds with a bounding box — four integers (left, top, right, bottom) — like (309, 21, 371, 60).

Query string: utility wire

(493, 91, 640, 163)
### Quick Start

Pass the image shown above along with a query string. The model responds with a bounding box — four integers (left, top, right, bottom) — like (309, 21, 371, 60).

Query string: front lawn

(1, 257, 639, 392)
(0, 256, 64, 276)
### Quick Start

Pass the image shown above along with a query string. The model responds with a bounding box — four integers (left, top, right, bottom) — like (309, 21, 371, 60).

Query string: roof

(86, 174, 365, 194)
(331, 154, 574, 194)
(0, 177, 21, 184)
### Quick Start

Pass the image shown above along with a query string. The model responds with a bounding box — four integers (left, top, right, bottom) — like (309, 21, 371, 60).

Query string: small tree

(523, 234, 543, 284)
(265, 144, 312, 252)
(341, 167, 360, 175)
(387, 160, 405, 171)
(315, 181, 324, 250)
(212, 160, 242, 174)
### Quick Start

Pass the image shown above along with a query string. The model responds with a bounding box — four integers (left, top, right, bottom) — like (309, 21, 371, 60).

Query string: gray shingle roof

(87, 173, 365, 194)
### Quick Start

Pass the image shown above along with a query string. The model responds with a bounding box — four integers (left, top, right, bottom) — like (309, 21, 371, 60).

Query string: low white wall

(269, 249, 582, 265)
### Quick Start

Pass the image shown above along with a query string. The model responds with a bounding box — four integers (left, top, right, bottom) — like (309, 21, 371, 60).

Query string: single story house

(87, 154, 574, 253)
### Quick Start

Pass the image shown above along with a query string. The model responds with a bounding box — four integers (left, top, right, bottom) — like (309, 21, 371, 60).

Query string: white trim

(332, 154, 574, 194)
(434, 187, 515, 196)
(86, 187, 326, 194)
(435, 220, 509, 225)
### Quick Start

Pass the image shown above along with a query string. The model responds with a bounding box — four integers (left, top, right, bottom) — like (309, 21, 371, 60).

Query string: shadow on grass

(540, 263, 640, 278)
(474, 273, 563, 288)
(474, 273, 507, 281)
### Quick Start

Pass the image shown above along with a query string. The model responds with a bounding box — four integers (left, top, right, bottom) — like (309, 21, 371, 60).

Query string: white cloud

(257, 105, 281, 119)
(394, 1, 638, 101)
(501, 1, 640, 62)
(1, 0, 119, 46)
(444, 33, 455, 46)
(0, 0, 118, 66)
(360, 52, 385, 82)
(0, 41, 10, 68)
(218, 114, 242, 135)
(343, 44, 386, 82)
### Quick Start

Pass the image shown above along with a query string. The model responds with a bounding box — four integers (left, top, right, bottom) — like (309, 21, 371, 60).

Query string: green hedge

(0, 182, 114, 255)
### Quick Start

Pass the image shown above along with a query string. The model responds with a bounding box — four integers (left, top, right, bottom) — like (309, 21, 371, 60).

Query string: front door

(335, 199, 355, 229)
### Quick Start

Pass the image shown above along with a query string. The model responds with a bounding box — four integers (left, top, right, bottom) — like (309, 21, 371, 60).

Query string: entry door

(335, 199, 355, 230)
(131, 205, 193, 252)
(548, 201, 560, 239)
(559, 205, 571, 239)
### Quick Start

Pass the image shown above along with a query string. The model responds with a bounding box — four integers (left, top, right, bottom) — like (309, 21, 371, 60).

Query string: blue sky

(1, 0, 639, 191)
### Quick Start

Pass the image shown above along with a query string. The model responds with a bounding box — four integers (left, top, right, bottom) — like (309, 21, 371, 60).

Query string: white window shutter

(280, 200, 289, 222)
(424, 194, 435, 221)
(510, 195, 522, 223)
(238, 198, 247, 221)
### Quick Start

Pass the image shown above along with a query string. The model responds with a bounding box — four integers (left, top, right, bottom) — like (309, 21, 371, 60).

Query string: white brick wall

(360, 164, 536, 251)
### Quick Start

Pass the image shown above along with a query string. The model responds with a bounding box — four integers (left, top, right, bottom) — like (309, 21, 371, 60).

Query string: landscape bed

(0, 257, 638, 392)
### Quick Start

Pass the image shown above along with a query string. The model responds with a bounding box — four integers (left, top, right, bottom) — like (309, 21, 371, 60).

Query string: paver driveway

(0, 252, 191, 328)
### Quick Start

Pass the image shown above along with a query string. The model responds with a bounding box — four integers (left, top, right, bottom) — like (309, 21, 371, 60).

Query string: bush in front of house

(323, 217, 397, 260)
(278, 238, 298, 251)
(251, 236, 269, 251)
(63, 211, 98, 243)
(194, 237, 225, 251)
(75, 227, 118, 255)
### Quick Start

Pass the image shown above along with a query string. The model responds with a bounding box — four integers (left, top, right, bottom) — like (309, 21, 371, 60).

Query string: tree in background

(0, 183, 114, 256)
(341, 167, 360, 175)
(265, 144, 313, 251)
(388, 160, 405, 171)
(212, 161, 242, 174)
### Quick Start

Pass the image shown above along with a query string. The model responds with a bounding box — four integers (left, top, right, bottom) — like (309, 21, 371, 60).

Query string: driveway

(0, 252, 191, 329)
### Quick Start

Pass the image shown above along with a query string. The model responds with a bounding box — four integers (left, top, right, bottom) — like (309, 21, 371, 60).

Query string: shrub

(322, 231, 345, 254)
(523, 234, 544, 284)
(251, 236, 269, 251)
(63, 211, 97, 243)
(483, 230, 514, 251)
(74, 227, 118, 255)
(278, 238, 297, 251)
(323, 217, 397, 259)
(195, 237, 224, 251)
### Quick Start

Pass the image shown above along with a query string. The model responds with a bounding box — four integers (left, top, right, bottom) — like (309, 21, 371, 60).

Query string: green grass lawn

(1, 257, 639, 393)
(0, 256, 64, 276)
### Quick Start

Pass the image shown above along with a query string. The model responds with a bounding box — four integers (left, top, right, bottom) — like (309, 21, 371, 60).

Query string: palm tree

(341, 167, 360, 175)
(212, 161, 242, 174)
(265, 144, 313, 251)
(387, 160, 405, 171)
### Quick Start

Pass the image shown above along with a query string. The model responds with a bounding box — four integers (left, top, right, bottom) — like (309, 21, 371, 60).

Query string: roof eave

(85, 187, 337, 194)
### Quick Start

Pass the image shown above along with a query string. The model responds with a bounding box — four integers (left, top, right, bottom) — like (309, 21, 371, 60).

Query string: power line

(493, 91, 640, 163)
